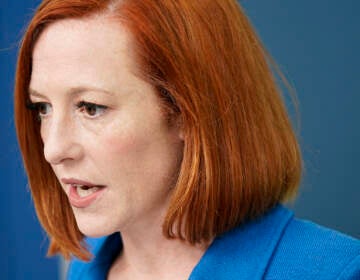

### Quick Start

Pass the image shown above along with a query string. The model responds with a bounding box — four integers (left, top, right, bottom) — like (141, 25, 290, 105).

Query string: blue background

(1, 0, 359, 279)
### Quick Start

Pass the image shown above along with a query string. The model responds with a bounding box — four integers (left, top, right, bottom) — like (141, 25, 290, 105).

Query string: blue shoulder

(265, 218, 360, 279)
(66, 236, 109, 280)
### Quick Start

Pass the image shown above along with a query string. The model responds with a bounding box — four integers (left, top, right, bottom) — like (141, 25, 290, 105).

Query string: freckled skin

(29, 17, 184, 237)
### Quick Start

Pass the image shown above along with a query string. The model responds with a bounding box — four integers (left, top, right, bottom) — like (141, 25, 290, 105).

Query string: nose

(42, 117, 83, 165)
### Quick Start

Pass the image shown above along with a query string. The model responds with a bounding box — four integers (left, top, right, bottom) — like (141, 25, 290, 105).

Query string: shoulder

(265, 217, 360, 279)
(189, 205, 360, 280)
(67, 234, 122, 280)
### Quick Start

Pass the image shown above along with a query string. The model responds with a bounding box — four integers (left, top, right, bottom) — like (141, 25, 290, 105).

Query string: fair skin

(29, 16, 207, 279)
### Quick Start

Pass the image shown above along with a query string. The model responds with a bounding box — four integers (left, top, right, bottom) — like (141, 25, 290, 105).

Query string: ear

(174, 114, 184, 141)
(178, 128, 184, 141)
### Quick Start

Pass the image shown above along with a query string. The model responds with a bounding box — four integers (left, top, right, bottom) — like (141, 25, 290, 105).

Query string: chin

(77, 222, 117, 238)
(72, 210, 118, 238)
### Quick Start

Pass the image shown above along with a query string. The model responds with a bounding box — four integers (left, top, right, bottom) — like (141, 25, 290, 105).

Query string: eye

(26, 101, 52, 120)
(76, 101, 107, 118)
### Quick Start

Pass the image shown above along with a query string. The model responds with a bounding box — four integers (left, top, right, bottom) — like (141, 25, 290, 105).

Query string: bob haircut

(15, 0, 302, 260)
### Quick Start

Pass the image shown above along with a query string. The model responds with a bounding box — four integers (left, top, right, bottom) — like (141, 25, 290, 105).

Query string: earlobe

(175, 115, 184, 141)
(178, 129, 184, 141)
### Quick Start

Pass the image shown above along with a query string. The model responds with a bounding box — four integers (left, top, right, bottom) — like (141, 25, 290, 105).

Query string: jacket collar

(189, 205, 294, 280)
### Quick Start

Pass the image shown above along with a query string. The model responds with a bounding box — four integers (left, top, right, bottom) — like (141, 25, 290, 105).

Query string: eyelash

(26, 101, 50, 122)
(26, 100, 108, 121)
(76, 101, 108, 118)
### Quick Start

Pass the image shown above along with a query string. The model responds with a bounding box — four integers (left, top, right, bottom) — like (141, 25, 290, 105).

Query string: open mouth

(68, 184, 106, 208)
(73, 184, 103, 198)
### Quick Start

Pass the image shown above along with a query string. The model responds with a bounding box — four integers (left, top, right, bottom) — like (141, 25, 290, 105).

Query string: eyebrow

(28, 86, 115, 99)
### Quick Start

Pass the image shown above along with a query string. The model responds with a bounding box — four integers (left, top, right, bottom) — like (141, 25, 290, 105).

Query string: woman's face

(29, 17, 184, 237)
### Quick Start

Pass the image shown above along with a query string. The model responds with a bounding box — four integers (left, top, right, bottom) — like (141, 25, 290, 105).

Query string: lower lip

(68, 185, 106, 208)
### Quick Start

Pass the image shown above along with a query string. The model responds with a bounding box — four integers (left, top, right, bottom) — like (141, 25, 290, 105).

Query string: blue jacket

(67, 205, 360, 279)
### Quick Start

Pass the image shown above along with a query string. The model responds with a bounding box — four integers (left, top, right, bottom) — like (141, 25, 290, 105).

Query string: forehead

(30, 16, 138, 92)
(33, 16, 132, 60)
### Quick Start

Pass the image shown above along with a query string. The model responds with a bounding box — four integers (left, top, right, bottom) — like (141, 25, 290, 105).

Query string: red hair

(15, 0, 302, 260)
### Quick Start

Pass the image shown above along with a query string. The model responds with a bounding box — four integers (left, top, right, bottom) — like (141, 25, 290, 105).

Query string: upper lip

(61, 178, 102, 187)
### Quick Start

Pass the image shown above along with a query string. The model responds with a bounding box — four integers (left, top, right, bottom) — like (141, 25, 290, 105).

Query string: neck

(108, 210, 209, 280)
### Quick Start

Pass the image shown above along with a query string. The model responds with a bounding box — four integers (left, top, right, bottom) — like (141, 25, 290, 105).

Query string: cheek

(100, 127, 150, 164)
(100, 114, 161, 159)
(98, 124, 175, 180)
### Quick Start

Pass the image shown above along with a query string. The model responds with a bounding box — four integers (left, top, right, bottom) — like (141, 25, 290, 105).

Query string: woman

(15, 0, 360, 279)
